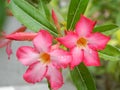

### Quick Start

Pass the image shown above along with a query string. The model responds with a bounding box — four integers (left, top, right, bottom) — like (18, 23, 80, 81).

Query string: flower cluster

(2, 11, 110, 90)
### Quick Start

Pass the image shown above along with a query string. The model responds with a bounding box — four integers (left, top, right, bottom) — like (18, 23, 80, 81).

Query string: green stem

(47, 80, 52, 90)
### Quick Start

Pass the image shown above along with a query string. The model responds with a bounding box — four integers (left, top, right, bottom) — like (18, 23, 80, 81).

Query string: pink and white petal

(50, 49, 72, 69)
(23, 62, 47, 84)
(33, 30, 53, 52)
(46, 64, 63, 90)
(88, 32, 110, 50)
(83, 46, 100, 66)
(75, 15, 96, 37)
(70, 47, 83, 69)
(57, 31, 78, 48)
(6, 42, 12, 60)
(16, 46, 39, 66)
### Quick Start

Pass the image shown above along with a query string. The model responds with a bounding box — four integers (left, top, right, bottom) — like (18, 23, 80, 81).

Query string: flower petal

(16, 46, 39, 66)
(46, 64, 63, 90)
(23, 62, 47, 84)
(75, 15, 96, 37)
(50, 49, 72, 69)
(70, 47, 83, 69)
(33, 30, 52, 52)
(6, 42, 12, 59)
(83, 46, 100, 66)
(0, 38, 11, 48)
(88, 32, 110, 50)
(6, 32, 37, 41)
(57, 31, 78, 48)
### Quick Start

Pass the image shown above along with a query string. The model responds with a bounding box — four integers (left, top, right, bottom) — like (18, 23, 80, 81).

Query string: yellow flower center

(77, 37, 87, 47)
(40, 53, 50, 64)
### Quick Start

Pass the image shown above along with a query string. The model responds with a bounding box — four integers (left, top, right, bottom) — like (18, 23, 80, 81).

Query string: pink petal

(50, 49, 72, 69)
(6, 42, 12, 60)
(6, 32, 37, 41)
(83, 46, 100, 66)
(46, 64, 63, 90)
(16, 46, 39, 66)
(33, 30, 53, 52)
(50, 43, 60, 51)
(88, 32, 110, 50)
(70, 47, 83, 69)
(75, 15, 96, 37)
(23, 62, 47, 84)
(57, 31, 78, 48)
(0, 37, 11, 48)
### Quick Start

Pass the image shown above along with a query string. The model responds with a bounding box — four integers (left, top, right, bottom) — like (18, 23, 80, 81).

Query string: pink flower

(16, 30, 72, 90)
(57, 15, 110, 69)
(0, 26, 26, 59)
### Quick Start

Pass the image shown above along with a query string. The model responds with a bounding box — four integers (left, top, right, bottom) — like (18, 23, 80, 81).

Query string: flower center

(40, 53, 50, 64)
(77, 37, 87, 47)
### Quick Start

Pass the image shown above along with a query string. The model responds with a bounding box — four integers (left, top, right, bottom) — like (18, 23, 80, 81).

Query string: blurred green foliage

(87, 0, 120, 25)
(86, 0, 120, 87)
(0, 0, 6, 31)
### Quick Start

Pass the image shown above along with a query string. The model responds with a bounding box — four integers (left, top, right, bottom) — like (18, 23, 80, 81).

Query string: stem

(56, 24, 62, 36)
(47, 80, 52, 90)
(105, 73, 111, 90)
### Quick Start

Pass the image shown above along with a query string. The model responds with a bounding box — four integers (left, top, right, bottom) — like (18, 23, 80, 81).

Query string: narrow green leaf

(70, 63, 96, 90)
(94, 24, 118, 33)
(25, 0, 51, 7)
(67, 0, 89, 30)
(38, 0, 51, 20)
(99, 45, 120, 61)
(9, 0, 58, 36)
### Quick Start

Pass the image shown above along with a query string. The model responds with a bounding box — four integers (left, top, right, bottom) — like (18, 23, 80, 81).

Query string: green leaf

(70, 63, 96, 90)
(99, 45, 120, 61)
(93, 24, 118, 35)
(9, 0, 58, 36)
(38, 0, 50, 20)
(43, 0, 51, 4)
(67, 0, 89, 30)
(26, 0, 51, 6)
(0, 0, 6, 31)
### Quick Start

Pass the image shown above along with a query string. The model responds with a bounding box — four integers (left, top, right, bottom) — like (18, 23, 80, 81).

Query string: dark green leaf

(43, 0, 51, 4)
(99, 45, 120, 61)
(9, 0, 58, 36)
(70, 63, 96, 90)
(38, 0, 51, 20)
(67, 0, 89, 30)
(26, 0, 51, 5)
(0, 0, 6, 31)
(94, 24, 118, 33)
